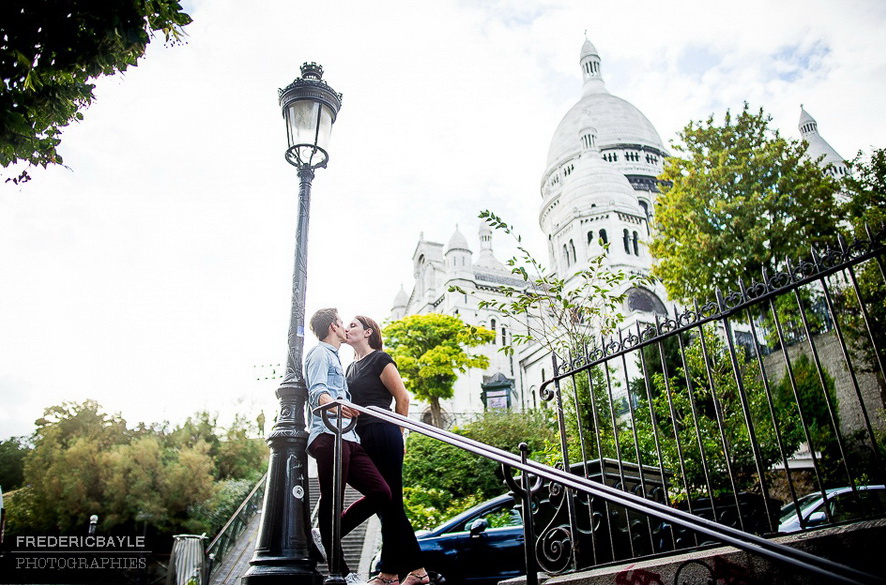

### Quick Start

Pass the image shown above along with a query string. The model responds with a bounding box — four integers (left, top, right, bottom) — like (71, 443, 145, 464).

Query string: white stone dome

(547, 96, 665, 170)
(393, 285, 408, 308)
(545, 39, 665, 172)
(446, 225, 471, 253)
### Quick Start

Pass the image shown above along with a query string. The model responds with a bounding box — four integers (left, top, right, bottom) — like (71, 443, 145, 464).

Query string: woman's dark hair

(355, 315, 383, 350)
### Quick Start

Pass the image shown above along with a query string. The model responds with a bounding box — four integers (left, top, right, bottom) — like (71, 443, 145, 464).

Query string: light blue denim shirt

(305, 341, 360, 448)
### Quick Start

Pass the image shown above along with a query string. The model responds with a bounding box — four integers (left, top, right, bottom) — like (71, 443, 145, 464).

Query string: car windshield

(444, 501, 522, 534)
(779, 492, 822, 523)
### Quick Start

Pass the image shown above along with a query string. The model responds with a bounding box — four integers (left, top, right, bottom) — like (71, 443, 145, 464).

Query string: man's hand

(317, 393, 361, 418)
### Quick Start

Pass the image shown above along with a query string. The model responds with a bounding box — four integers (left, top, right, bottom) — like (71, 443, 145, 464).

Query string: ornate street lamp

(242, 62, 342, 585)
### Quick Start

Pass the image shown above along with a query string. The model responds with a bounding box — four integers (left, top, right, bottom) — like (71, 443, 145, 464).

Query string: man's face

(330, 315, 347, 342)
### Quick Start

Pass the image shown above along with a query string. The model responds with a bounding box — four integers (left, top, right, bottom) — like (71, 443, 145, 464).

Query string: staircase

(208, 477, 377, 584)
(321, 482, 371, 576)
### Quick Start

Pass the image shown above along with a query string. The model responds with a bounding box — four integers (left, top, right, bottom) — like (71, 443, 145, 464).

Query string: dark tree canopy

(0, 0, 192, 182)
(649, 104, 843, 303)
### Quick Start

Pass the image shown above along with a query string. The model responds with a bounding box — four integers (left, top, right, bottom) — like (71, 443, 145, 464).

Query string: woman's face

(345, 318, 370, 345)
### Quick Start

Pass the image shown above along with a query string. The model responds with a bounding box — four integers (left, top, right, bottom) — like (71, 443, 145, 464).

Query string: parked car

(778, 485, 886, 533)
(373, 494, 525, 585)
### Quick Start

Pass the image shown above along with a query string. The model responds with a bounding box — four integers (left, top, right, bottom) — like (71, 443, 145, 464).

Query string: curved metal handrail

(315, 400, 883, 585)
(204, 473, 268, 580)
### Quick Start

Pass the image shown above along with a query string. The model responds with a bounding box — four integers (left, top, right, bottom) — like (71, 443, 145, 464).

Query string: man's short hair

(310, 308, 340, 339)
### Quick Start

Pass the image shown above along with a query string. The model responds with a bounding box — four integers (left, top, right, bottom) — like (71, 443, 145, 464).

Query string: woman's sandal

(402, 572, 430, 585)
(368, 576, 399, 585)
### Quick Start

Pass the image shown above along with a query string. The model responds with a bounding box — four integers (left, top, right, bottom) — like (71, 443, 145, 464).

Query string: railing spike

(838, 232, 849, 254)
(810, 246, 822, 270)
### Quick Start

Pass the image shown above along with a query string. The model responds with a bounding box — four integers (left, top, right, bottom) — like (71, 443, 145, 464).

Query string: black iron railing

(318, 400, 882, 585)
(205, 473, 268, 582)
(529, 225, 885, 576)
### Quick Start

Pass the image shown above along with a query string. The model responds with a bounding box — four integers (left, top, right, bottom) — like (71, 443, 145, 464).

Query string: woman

(345, 315, 429, 585)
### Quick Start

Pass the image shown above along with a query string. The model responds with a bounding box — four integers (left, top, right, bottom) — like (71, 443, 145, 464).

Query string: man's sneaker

(346, 573, 366, 585)
(311, 527, 327, 562)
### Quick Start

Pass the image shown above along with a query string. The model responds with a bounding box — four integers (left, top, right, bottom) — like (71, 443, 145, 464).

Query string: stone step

(207, 476, 376, 584)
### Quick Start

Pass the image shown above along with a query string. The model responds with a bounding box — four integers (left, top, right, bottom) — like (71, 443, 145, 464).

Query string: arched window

(600, 229, 608, 244)
(501, 327, 507, 346)
(623, 229, 631, 254)
(632, 231, 639, 256)
(587, 231, 594, 244)
(490, 319, 497, 345)
(569, 240, 576, 264)
(563, 244, 570, 267)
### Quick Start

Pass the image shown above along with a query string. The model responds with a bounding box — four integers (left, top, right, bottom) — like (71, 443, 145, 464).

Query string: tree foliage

(457, 211, 648, 358)
(834, 147, 886, 376)
(0, 0, 192, 183)
(383, 313, 494, 427)
(402, 410, 555, 529)
(843, 147, 886, 230)
(650, 104, 843, 303)
(7, 400, 266, 537)
(567, 328, 839, 500)
(0, 436, 30, 491)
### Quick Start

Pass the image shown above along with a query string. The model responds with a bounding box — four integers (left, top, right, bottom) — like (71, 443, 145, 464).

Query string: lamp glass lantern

(280, 62, 342, 170)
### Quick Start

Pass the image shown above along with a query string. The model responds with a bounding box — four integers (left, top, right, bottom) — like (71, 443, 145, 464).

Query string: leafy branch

(451, 210, 649, 359)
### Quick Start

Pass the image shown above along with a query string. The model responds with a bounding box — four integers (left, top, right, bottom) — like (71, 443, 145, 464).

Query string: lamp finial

(300, 62, 324, 81)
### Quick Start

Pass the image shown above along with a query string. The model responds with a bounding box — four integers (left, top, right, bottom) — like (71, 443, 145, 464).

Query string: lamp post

(242, 62, 342, 585)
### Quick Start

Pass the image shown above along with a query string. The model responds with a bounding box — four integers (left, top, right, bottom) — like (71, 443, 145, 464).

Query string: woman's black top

(346, 350, 396, 428)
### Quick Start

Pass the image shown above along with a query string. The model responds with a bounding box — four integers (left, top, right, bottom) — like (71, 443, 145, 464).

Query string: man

(305, 308, 391, 580)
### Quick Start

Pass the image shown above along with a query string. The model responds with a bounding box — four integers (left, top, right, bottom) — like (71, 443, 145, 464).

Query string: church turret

(798, 105, 848, 178)
(445, 225, 473, 280)
(391, 285, 409, 320)
(475, 222, 508, 275)
(579, 112, 598, 152)
(580, 37, 604, 93)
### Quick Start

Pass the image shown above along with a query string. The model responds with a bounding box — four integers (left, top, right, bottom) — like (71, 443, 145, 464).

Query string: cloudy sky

(1, 0, 884, 440)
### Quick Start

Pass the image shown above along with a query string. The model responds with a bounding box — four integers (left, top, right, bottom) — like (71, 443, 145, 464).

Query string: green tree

(650, 104, 843, 303)
(402, 410, 555, 529)
(0, 436, 30, 491)
(23, 400, 129, 531)
(844, 147, 886, 229)
(631, 327, 811, 498)
(772, 353, 838, 457)
(383, 313, 494, 427)
(12, 400, 261, 537)
(0, 0, 192, 183)
(216, 414, 267, 481)
(836, 147, 886, 375)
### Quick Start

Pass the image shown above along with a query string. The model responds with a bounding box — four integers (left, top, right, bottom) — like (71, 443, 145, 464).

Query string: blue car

(374, 494, 526, 585)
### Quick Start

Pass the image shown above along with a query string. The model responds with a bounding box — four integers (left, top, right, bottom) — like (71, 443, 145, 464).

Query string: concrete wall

(762, 330, 885, 437)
